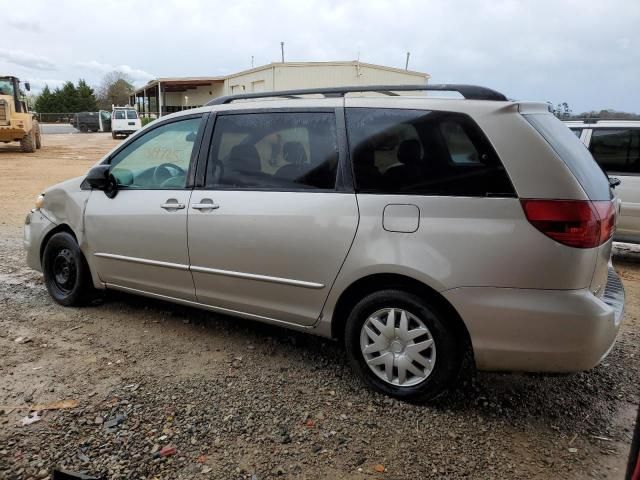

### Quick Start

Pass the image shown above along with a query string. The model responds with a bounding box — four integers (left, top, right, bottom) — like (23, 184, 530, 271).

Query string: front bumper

(24, 209, 56, 272)
(444, 267, 625, 372)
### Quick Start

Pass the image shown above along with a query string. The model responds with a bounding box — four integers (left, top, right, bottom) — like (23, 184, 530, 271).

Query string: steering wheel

(152, 163, 185, 186)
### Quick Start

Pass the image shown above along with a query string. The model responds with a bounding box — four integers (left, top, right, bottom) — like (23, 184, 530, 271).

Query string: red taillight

(521, 199, 615, 248)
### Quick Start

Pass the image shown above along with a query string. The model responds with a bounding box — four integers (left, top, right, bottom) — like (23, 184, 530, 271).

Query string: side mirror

(609, 177, 621, 189)
(24, 82, 31, 92)
(86, 165, 110, 189)
(185, 131, 197, 142)
(86, 165, 119, 198)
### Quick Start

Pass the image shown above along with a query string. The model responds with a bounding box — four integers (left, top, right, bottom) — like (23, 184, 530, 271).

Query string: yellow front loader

(0, 76, 41, 152)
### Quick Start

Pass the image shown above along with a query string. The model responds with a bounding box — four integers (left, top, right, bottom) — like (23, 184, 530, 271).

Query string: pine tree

(76, 79, 98, 111)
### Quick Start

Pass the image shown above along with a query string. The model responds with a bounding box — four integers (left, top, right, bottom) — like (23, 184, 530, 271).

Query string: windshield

(0, 79, 14, 96)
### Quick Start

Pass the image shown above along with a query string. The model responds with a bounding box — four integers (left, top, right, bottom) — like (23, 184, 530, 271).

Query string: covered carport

(130, 77, 224, 118)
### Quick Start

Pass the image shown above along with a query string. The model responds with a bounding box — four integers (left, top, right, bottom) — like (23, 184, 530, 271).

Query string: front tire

(20, 129, 36, 153)
(344, 289, 461, 402)
(34, 121, 42, 149)
(42, 232, 94, 306)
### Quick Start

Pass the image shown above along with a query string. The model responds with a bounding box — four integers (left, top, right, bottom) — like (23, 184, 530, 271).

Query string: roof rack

(206, 84, 508, 106)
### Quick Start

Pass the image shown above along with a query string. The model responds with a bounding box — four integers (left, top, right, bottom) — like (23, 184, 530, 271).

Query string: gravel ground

(0, 134, 639, 479)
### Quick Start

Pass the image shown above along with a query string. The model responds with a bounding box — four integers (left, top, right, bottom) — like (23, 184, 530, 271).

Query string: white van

(566, 120, 640, 243)
(111, 106, 141, 139)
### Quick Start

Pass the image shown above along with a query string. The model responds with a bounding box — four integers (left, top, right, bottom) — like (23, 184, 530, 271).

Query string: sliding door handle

(192, 202, 220, 211)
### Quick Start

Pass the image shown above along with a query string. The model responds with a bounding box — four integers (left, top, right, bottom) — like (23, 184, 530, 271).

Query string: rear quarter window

(346, 108, 515, 197)
(524, 114, 611, 200)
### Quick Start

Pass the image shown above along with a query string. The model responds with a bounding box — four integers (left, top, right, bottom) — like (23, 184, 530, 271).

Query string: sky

(1, 0, 638, 113)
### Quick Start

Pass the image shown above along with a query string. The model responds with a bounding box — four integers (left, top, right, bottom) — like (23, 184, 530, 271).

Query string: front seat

(275, 142, 308, 180)
(228, 144, 261, 173)
(383, 139, 423, 188)
(222, 144, 262, 186)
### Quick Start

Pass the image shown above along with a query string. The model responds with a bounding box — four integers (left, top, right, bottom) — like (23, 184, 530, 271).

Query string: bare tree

(552, 102, 572, 119)
(96, 71, 134, 109)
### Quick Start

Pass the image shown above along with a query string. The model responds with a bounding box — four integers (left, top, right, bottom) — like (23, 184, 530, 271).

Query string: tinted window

(570, 128, 582, 138)
(346, 108, 515, 196)
(206, 112, 339, 190)
(126, 110, 138, 119)
(589, 129, 640, 174)
(109, 117, 201, 189)
(114, 110, 125, 120)
(525, 114, 611, 200)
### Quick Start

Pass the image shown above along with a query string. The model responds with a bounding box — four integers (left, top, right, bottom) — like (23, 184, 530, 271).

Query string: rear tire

(111, 131, 117, 139)
(42, 232, 94, 306)
(20, 129, 36, 153)
(79, 124, 88, 133)
(344, 289, 462, 403)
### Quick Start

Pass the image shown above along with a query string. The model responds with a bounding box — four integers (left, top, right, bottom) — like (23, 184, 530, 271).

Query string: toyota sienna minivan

(24, 85, 625, 401)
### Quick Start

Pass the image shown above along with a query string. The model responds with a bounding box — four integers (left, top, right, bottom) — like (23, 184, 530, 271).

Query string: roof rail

(206, 84, 508, 106)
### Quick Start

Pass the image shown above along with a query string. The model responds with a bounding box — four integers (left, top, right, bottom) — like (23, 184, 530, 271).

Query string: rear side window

(206, 112, 339, 190)
(524, 114, 611, 200)
(589, 129, 640, 174)
(346, 108, 515, 197)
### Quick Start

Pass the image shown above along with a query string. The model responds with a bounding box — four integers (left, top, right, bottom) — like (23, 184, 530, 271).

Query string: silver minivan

(565, 120, 640, 243)
(25, 85, 625, 401)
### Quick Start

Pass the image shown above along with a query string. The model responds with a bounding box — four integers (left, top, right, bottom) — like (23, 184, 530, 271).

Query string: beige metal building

(131, 61, 430, 117)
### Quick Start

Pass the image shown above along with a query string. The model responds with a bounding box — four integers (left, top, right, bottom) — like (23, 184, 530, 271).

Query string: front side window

(589, 129, 640, 174)
(206, 112, 339, 190)
(108, 116, 201, 189)
(0, 79, 14, 96)
(347, 108, 515, 196)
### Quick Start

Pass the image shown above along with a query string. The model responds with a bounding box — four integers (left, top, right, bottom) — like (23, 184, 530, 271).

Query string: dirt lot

(0, 133, 639, 479)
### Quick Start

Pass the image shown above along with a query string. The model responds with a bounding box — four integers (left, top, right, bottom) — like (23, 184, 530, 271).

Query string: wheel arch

(39, 223, 78, 264)
(330, 273, 473, 359)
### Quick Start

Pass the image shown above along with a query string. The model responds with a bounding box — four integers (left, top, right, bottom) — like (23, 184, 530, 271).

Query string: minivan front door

(187, 110, 358, 326)
(85, 115, 205, 300)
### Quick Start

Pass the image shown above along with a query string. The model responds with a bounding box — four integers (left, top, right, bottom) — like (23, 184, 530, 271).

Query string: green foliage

(35, 79, 98, 113)
(141, 116, 155, 127)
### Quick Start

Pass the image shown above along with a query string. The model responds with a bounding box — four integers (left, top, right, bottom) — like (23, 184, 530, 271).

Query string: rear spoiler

(516, 102, 552, 114)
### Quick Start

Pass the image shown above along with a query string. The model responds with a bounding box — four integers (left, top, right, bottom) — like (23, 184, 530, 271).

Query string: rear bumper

(443, 267, 625, 372)
(0, 125, 27, 141)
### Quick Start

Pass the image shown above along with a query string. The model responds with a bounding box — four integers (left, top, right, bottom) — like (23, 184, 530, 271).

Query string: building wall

(222, 63, 428, 96)
(151, 63, 429, 111)
(163, 83, 224, 108)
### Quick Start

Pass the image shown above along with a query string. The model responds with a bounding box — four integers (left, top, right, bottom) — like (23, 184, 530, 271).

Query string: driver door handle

(160, 202, 185, 210)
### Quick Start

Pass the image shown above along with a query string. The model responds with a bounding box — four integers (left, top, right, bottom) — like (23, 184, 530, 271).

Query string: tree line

(551, 102, 640, 120)
(34, 72, 135, 114)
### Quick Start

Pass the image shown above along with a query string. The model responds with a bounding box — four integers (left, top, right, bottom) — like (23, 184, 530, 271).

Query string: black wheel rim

(51, 248, 77, 295)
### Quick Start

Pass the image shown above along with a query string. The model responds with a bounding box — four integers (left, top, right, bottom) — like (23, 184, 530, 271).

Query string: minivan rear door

(187, 108, 358, 327)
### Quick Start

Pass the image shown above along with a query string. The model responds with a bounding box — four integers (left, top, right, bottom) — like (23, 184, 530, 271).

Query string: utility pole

(405, 52, 410, 70)
(280, 42, 285, 62)
(251, 55, 254, 68)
